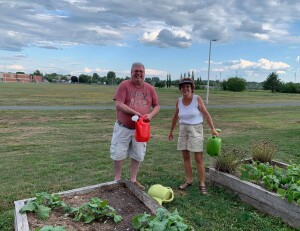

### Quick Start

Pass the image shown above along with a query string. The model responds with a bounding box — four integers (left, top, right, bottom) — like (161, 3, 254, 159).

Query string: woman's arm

(197, 96, 219, 136)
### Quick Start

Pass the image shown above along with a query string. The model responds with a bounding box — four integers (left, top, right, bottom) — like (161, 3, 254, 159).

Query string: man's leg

(130, 158, 141, 182)
(130, 158, 145, 190)
(114, 160, 124, 181)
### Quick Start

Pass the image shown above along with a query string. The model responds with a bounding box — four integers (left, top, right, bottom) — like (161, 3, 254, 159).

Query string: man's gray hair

(131, 62, 145, 72)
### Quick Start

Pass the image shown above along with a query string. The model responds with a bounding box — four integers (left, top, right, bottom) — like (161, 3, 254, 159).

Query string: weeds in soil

(214, 147, 247, 174)
(251, 140, 277, 163)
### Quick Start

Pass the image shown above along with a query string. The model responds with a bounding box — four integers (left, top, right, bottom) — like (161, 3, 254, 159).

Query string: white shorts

(177, 123, 204, 152)
(110, 122, 146, 161)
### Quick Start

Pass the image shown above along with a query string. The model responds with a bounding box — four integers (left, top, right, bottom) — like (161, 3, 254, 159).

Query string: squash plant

(132, 208, 194, 231)
(19, 192, 71, 220)
(35, 226, 66, 231)
(239, 161, 300, 205)
(19, 192, 122, 224)
(73, 197, 122, 224)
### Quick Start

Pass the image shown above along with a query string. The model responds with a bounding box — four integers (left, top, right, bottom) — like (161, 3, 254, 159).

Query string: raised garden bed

(14, 180, 162, 231)
(206, 160, 300, 228)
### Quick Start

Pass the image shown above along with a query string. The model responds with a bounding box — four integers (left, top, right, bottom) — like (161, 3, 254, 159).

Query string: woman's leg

(194, 152, 205, 187)
(182, 150, 193, 184)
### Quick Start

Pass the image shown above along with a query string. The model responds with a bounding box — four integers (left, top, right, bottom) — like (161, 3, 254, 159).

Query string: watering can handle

(164, 187, 174, 202)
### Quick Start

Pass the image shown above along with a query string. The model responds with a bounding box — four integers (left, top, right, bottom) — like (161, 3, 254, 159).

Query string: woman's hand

(212, 129, 219, 136)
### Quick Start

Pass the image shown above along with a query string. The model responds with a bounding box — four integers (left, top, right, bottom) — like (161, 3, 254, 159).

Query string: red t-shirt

(114, 79, 160, 128)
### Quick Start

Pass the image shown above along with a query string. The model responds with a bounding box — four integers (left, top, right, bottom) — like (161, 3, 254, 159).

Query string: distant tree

(166, 74, 171, 88)
(145, 77, 152, 84)
(44, 73, 59, 83)
(195, 77, 201, 90)
(71, 76, 78, 83)
(107, 71, 116, 85)
(279, 82, 300, 93)
(79, 74, 91, 83)
(60, 76, 68, 82)
(155, 81, 165, 88)
(16, 71, 25, 74)
(33, 70, 43, 76)
(225, 77, 247, 92)
(151, 77, 160, 83)
(263, 72, 281, 93)
(92, 73, 99, 83)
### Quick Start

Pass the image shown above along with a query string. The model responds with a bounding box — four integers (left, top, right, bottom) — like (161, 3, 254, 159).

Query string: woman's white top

(178, 95, 203, 125)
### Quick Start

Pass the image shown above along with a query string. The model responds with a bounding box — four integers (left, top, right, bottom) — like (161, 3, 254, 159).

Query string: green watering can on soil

(207, 129, 222, 157)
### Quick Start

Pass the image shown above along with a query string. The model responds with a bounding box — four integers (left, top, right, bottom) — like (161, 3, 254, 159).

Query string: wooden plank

(207, 167, 300, 228)
(124, 180, 162, 214)
(239, 194, 300, 228)
(14, 200, 30, 231)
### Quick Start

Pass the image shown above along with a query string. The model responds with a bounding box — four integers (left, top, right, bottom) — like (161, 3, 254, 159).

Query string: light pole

(206, 39, 217, 104)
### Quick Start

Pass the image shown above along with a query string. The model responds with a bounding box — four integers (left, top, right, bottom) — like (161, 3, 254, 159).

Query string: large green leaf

(36, 205, 51, 221)
(19, 201, 37, 213)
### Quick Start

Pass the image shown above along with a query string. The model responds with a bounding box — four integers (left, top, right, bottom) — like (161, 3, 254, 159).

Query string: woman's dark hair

(178, 78, 195, 92)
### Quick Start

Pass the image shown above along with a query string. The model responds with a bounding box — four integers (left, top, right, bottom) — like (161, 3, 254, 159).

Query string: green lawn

(1, 82, 300, 106)
(0, 83, 299, 230)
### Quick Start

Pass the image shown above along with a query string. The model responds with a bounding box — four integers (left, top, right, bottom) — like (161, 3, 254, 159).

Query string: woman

(168, 78, 219, 194)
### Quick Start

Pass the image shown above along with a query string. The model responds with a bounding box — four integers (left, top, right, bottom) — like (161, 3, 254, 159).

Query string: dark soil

(27, 183, 153, 231)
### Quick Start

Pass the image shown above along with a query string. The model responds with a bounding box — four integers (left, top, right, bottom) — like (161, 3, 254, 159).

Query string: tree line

(31, 70, 299, 94)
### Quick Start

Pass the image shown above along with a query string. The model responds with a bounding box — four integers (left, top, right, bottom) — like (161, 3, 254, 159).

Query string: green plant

(240, 162, 300, 205)
(19, 192, 122, 225)
(250, 140, 277, 163)
(35, 226, 66, 231)
(19, 192, 70, 220)
(132, 208, 193, 231)
(214, 147, 247, 174)
(73, 197, 122, 224)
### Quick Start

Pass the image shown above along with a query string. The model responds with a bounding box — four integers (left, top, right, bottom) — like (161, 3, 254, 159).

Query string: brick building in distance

(0, 72, 43, 83)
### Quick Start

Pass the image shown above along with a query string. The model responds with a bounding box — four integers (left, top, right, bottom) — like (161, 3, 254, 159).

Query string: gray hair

(131, 62, 145, 72)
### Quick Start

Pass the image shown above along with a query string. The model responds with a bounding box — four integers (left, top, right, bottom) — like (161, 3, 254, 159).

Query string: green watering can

(207, 129, 222, 157)
(148, 184, 174, 205)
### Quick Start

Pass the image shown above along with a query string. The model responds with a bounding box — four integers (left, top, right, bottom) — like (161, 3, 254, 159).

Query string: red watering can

(133, 115, 150, 142)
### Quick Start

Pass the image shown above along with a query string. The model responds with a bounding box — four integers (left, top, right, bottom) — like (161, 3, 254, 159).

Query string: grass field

(0, 83, 299, 230)
(1, 82, 300, 106)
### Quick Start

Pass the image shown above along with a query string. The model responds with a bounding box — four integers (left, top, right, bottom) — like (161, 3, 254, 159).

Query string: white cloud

(145, 68, 168, 77)
(83, 67, 92, 73)
(257, 58, 289, 70)
(141, 28, 192, 48)
(0, 0, 298, 51)
(224, 58, 289, 72)
(1, 64, 25, 72)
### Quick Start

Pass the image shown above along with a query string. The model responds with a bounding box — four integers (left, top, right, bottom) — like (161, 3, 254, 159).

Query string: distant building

(0, 72, 43, 83)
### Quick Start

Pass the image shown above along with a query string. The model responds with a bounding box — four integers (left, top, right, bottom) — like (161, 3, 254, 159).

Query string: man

(110, 62, 160, 190)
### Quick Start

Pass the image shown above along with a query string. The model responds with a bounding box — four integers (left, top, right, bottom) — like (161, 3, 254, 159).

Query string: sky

(0, 0, 300, 83)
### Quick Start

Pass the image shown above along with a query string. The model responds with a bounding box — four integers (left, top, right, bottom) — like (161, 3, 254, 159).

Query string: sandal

(179, 182, 192, 190)
(200, 186, 208, 195)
